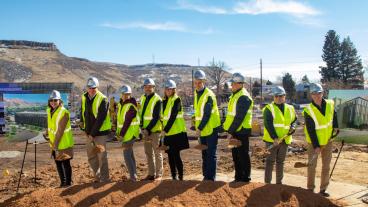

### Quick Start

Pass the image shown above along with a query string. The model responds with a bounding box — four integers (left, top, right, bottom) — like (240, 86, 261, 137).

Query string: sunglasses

(275, 95, 285, 98)
(50, 99, 59, 102)
(88, 87, 97, 90)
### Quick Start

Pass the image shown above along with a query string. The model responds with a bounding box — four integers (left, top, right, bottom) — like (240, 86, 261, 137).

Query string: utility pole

(260, 58, 263, 106)
(152, 54, 155, 65)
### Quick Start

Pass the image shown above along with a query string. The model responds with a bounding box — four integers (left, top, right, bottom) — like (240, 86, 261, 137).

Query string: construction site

(1, 1, 368, 206)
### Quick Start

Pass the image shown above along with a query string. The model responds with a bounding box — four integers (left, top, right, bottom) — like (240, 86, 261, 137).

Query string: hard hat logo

(49, 90, 61, 100)
(194, 70, 206, 80)
(120, 85, 132, 94)
(230, 73, 245, 83)
(87, 76, 99, 88)
(143, 78, 155, 86)
(310, 83, 323, 94)
(272, 86, 286, 96)
(165, 79, 176, 89)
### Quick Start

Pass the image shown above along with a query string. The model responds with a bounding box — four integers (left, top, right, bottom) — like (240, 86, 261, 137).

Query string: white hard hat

(230, 73, 246, 83)
(165, 79, 177, 89)
(120, 85, 132, 94)
(272, 86, 286, 96)
(194, 69, 206, 80)
(87, 76, 99, 88)
(49, 90, 61, 100)
(310, 83, 323, 94)
(143, 78, 155, 86)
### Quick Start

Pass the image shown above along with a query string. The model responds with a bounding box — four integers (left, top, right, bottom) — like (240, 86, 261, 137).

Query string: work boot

(178, 174, 183, 181)
(319, 190, 330, 197)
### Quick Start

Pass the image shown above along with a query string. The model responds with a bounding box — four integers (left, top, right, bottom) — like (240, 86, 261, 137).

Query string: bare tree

(207, 60, 230, 96)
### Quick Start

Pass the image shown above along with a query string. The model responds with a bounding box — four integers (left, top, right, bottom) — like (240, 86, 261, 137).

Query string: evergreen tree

(282, 73, 296, 100)
(319, 30, 341, 82)
(266, 80, 273, 85)
(301, 75, 310, 83)
(252, 81, 261, 97)
(338, 37, 364, 88)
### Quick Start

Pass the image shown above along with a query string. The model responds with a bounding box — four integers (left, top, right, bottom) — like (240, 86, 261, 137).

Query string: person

(161, 79, 189, 180)
(223, 73, 253, 182)
(116, 85, 140, 181)
(193, 70, 221, 181)
(45, 90, 74, 187)
(263, 86, 297, 184)
(139, 78, 163, 181)
(80, 76, 111, 182)
(303, 83, 339, 197)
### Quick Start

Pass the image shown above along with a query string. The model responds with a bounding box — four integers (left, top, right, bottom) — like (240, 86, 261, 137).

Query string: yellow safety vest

(139, 93, 162, 132)
(162, 94, 186, 136)
(303, 99, 334, 146)
(194, 87, 221, 137)
(223, 88, 253, 132)
(116, 102, 140, 143)
(263, 102, 296, 144)
(81, 91, 111, 132)
(47, 106, 74, 150)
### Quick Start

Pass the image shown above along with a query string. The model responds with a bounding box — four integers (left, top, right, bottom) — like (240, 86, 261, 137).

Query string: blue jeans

(123, 140, 137, 180)
(200, 129, 218, 181)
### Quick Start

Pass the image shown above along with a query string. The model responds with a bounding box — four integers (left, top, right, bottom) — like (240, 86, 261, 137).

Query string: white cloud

(233, 0, 320, 17)
(175, 0, 227, 14)
(100, 21, 214, 34)
(174, 0, 322, 27)
(101, 21, 186, 32)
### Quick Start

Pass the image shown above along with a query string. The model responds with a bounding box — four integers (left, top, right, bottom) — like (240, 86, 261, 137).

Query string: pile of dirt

(2, 181, 342, 207)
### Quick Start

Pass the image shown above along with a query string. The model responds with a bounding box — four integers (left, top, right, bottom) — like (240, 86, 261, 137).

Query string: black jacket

(303, 99, 338, 148)
(263, 103, 297, 140)
(80, 92, 110, 137)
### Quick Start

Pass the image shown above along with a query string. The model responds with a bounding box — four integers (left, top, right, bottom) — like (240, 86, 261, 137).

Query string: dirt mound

(1, 181, 342, 207)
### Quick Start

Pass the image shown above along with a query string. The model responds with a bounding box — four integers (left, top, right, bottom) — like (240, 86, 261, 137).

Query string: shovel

(158, 137, 169, 151)
(227, 137, 242, 149)
(194, 137, 208, 150)
(294, 153, 317, 168)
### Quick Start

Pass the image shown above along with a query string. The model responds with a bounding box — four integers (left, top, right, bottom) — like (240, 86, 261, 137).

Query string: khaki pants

(307, 141, 332, 191)
(264, 142, 288, 184)
(144, 132, 163, 177)
(86, 135, 110, 182)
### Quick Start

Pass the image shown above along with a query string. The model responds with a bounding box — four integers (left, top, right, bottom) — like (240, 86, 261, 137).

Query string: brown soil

(1, 181, 342, 207)
(0, 126, 366, 206)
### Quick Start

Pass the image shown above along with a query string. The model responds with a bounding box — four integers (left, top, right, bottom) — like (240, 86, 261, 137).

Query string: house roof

(328, 90, 368, 101)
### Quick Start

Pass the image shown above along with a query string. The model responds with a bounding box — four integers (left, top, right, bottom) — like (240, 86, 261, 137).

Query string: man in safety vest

(303, 83, 339, 197)
(193, 70, 221, 181)
(80, 76, 111, 182)
(223, 73, 253, 182)
(139, 78, 163, 181)
(263, 86, 297, 184)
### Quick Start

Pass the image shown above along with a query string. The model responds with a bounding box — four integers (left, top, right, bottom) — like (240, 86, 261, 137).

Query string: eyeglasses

(50, 99, 59, 102)
(275, 95, 285, 98)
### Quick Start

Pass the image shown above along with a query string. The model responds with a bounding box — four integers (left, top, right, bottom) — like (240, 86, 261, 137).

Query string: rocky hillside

(0, 40, 218, 93)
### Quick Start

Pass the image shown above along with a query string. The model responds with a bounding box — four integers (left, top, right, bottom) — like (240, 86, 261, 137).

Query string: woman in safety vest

(161, 79, 189, 180)
(116, 85, 140, 181)
(45, 90, 74, 187)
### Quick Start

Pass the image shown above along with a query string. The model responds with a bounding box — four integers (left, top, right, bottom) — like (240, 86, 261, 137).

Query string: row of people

(45, 70, 338, 197)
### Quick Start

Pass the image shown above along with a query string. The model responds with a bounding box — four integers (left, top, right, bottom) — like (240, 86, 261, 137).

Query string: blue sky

(1, 0, 367, 82)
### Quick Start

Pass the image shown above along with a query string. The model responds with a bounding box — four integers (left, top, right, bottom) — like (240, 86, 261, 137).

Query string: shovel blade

(194, 144, 208, 150)
(294, 162, 308, 168)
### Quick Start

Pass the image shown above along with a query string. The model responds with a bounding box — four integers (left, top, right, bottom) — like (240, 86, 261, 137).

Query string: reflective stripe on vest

(194, 88, 221, 137)
(81, 91, 111, 132)
(162, 94, 186, 136)
(303, 100, 334, 146)
(223, 88, 253, 132)
(263, 102, 295, 144)
(116, 102, 140, 143)
(140, 93, 162, 132)
(47, 106, 74, 150)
